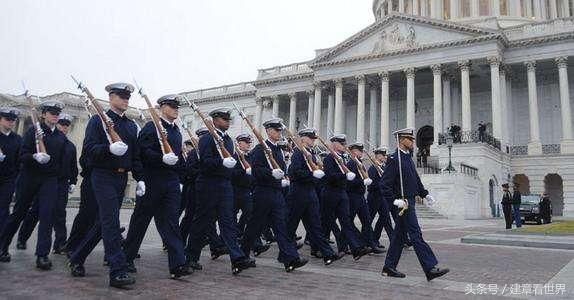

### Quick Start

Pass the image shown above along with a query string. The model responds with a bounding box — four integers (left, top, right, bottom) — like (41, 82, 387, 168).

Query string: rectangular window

(462, 0, 471, 17)
(500, 0, 509, 15)
(443, 0, 451, 18)
(479, 0, 490, 15)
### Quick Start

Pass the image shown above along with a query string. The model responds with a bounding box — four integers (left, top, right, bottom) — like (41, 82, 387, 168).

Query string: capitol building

(2, 0, 574, 218)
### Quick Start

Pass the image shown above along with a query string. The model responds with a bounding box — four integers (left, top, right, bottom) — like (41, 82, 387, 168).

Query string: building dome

(373, 0, 573, 25)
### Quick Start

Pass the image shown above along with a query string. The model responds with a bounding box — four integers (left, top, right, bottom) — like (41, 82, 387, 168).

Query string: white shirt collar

(266, 139, 278, 146)
(1, 130, 11, 136)
(215, 127, 227, 137)
(399, 148, 409, 154)
(160, 117, 176, 127)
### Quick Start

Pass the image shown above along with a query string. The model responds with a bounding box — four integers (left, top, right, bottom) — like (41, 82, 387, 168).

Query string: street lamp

(445, 134, 456, 173)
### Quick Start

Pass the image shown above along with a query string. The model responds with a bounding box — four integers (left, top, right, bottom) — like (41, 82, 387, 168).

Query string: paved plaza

(0, 208, 572, 299)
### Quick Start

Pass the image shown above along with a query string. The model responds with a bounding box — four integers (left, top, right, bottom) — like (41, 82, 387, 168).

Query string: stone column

(470, 0, 480, 17)
(432, 64, 443, 147)
(405, 67, 416, 129)
(525, 0, 533, 17)
(307, 90, 314, 127)
(388, 0, 393, 13)
(506, 71, 514, 145)
(493, 0, 501, 16)
(334, 79, 344, 134)
(288, 93, 297, 132)
(430, 0, 440, 18)
(489, 56, 502, 140)
(533, 0, 543, 19)
(459, 60, 472, 132)
(525, 61, 542, 155)
(254, 97, 264, 128)
(356, 75, 366, 143)
(327, 90, 335, 136)
(450, 0, 459, 19)
(380, 71, 390, 148)
(272, 95, 280, 117)
(564, 0, 572, 17)
(443, 77, 452, 131)
(369, 83, 379, 146)
(421, 0, 429, 16)
(413, 0, 420, 15)
(556, 57, 574, 153)
(549, 0, 558, 18)
(313, 82, 322, 132)
(499, 66, 508, 147)
(510, 0, 522, 16)
(399, 0, 405, 13)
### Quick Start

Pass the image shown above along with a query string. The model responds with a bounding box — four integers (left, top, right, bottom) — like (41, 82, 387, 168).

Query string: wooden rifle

(22, 85, 46, 154)
(316, 135, 351, 174)
(234, 142, 251, 171)
(344, 147, 370, 180)
(133, 80, 173, 155)
(71, 76, 123, 143)
(284, 128, 321, 172)
(364, 150, 384, 177)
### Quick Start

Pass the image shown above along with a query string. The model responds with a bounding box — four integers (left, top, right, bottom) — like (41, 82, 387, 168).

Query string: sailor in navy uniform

(0, 100, 67, 271)
(16, 113, 78, 254)
(123, 94, 191, 278)
(381, 128, 449, 281)
(68, 83, 143, 288)
(366, 147, 393, 247)
(346, 142, 384, 254)
(320, 134, 370, 259)
(185, 108, 253, 274)
(241, 118, 308, 272)
(286, 127, 339, 265)
(0, 107, 23, 235)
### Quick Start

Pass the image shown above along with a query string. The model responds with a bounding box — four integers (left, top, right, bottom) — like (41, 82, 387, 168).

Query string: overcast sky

(1, 0, 373, 107)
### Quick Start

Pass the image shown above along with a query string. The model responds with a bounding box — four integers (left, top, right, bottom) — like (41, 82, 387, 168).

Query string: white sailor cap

(374, 146, 388, 155)
(208, 107, 233, 120)
(298, 127, 318, 139)
(105, 83, 135, 99)
(195, 127, 209, 137)
(329, 133, 347, 143)
(348, 142, 364, 151)
(236, 133, 252, 142)
(0, 107, 21, 119)
(39, 100, 65, 113)
(157, 94, 181, 107)
(57, 113, 73, 125)
(393, 127, 415, 139)
(263, 118, 285, 130)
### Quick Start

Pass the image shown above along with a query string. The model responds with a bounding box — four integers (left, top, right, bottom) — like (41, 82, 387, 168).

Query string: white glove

(245, 167, 252, 176)
(425, 195, 436, 206)
(136, 181, 146, 197)
(346, 172, 356, 181)
(393, 199, 407, 208)
(33, 152, 51, 164)
(109, 141, 128, 156)
(312, 169, 325, 179)
(272, 168, 284, 180)
(180, 184, 183, 192)
(281, 178, 290, 187)
(223, 157, 237, 169)
(162, 152, 179, 166)
(68, 184, 76, 194)
(35, 127, 44, 138)
(363, 178, 373, 186)
(0, 153, 6, 162)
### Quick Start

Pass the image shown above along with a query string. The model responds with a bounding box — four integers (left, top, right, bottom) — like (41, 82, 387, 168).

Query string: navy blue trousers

(287, 183, 335, 257)
(367, 191, 394, 242)
(233, 186, 253, 237)
(69, 169, 128, 278)
(186, 178, 244, 263)
(348, 192, 377, 249)
(65, 174, 97, 253)
(0, 177, 17, 234)
(124, 174, 186, 270)
(243, 186, 299, 264)
(320, 187, 362, 253)
(384, 197, 438, 273)
(0, 173, 57, 257)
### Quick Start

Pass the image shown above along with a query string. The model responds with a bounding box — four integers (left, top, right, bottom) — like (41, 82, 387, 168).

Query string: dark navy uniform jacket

(367, 165, 383, 194)
(59, 139, 79, 185)
(197, 130, 234, 180)
(137, 119, 183, 178)
(323, 153, 347, 189)
(346, 159, 365, 194)
(78, 144, 92, 178)
(182, 149, 200, 185)
(288, 147, 316, 186)
(20, 123, 67, 177)
(251, 140, 286, 190)
(380, 149, 428, 204)
(0, 131, 22, 182)
(83, 110, 143, 181)
(231, 152, 253, 189)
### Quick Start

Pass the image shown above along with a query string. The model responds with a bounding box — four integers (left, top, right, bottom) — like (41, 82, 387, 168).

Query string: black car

(519, 195, 551, 225)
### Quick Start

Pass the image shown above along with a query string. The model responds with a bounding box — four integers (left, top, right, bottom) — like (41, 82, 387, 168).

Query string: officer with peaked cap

(381, 128, 449, 281)
(16, 113, 79, 254)
(123, 94, 191, 278)
(185, 107, 254, 274)
(346, 142, 384, 254)
(0, 100, 67, 271)
(68, 82, 144, 288)
(0, 107, 23, 235)
(241, 118, 308, 272)
(320, 134, 370, 259)
(366, 146, 393, 247)
(286, 128, 339, 265)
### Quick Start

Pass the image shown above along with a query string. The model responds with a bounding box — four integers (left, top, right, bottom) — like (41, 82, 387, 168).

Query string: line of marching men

(0, 82, 449, 289)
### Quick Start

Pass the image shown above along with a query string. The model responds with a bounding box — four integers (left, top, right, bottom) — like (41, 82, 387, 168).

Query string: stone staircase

(415, 203, 447, 219)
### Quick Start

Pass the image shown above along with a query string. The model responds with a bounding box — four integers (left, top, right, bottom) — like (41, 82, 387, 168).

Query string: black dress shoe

(284, 257, 308, 272)
(109, 273, 135, 288)
(370, 247, 386, 254)
(170, 265, 193, 279)
(352, 247, 371, 261)
(232, 257, 254, 275)
(381, 266, 406, 278)
(0, 251, 10, 262)
(188, 261, 203, 271)
(425, 267, 450, 281)
(36, 256, 52, 270)
(310, 250, 323, 259)
(323, 255, 338, 265)
(211, 247, 229, 260)
(126, 261, 137, 273)
(253, 244, 270, 257)
(53, 246, 64, 255)
(69, 263, 86, 277)
(16, 241, 26, 250)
